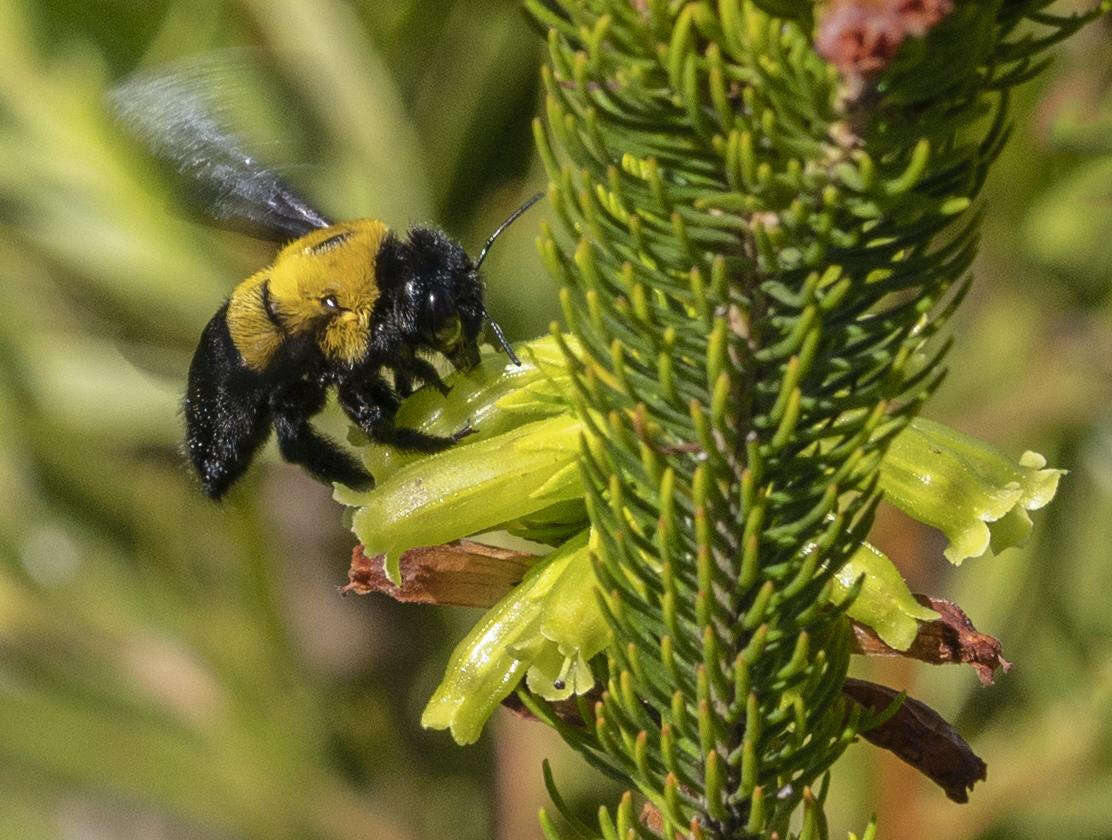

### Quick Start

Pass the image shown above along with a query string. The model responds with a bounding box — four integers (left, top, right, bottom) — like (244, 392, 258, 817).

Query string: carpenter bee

(110, 68, 539, 499)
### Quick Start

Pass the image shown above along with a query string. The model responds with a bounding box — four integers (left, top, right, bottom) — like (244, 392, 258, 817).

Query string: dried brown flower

(851, 595, 1012, 685)
(342, 541, 533, 607)
(844, 677, 987, 803)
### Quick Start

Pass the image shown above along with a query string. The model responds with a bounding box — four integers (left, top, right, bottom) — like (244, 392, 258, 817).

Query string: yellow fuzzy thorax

(226, 219, 389, 371)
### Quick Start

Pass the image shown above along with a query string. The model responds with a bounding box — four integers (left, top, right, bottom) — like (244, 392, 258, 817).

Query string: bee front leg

(270, 380, 373, 489)
(393, 369, 415, 399)
(395, 356, 450, 398)
(338, 376, 471, 454)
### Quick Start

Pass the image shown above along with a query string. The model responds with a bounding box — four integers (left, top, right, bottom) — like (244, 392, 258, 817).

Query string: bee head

(401, 228, 485, 371)
(383, 194, 542, 370)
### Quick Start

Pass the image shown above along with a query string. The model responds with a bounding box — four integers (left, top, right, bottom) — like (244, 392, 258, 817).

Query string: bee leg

(338, 376, 470, 453)
(394, 370, 416, 398)
(403, 357, 451, 397)
(270, 380, 373, 489)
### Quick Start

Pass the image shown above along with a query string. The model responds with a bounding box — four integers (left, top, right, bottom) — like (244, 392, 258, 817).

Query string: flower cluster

(338, 337, 1058, 755)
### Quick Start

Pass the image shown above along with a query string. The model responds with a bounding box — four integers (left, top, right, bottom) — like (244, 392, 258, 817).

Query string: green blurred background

(0, 2, 1109, 838)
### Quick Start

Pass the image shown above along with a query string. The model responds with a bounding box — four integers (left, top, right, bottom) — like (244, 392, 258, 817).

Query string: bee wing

(108, 65, 331, 241)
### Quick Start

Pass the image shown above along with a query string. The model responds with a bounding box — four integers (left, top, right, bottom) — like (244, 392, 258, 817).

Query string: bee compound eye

(425, 290, 456, 323)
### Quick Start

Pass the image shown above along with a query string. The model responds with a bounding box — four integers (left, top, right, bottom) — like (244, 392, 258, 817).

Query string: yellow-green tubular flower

(878, 418, 1064, 565)
(344, 412, 583, 584)
(336, 336, 582, 584)
(421, 531, 610, 745)
(502, 497, 589, 544)
(830, 541, 938, 651)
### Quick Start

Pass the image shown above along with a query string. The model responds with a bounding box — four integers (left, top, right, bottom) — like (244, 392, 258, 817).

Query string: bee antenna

(483, 310, 522, 366)
(474, 191, 543, 367)
(474, 191, 544, 271)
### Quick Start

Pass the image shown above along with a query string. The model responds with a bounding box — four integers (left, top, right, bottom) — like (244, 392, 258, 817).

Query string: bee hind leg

(271, 381, 373, 489)
(338, 376, 471, 454)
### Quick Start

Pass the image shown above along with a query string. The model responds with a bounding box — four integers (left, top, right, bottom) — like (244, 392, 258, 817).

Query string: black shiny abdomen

(184, 304, 272, 499)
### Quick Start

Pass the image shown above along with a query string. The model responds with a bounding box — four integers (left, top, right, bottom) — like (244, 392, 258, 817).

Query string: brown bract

(851, 595, 1012, 685)
(844, 677, 987, 803)
(816, 0, 954, 79)
(343, 542, 534, 607)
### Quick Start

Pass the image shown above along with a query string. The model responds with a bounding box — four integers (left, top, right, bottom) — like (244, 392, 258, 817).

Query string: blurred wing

(108, 67, 331, 241)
